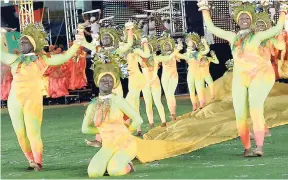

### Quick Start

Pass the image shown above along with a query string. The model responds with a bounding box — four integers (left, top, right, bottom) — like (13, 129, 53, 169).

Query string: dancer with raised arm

(0, 23, 84, 171)
(197, 0, 287, 156)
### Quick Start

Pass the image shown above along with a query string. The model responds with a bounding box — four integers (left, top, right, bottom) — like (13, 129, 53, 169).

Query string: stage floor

(1, 97, 288, 179)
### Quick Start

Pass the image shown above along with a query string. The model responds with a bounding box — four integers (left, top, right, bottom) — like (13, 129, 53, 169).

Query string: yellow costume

(0, 23, 82, 170)
(82, 63, 143, 177)
(140, 36, 167, 128)
(136, 71, 288, 163)
(175, 33, 211, 110)
(197, 0, 287, 155)
(154, 34, 179, 120)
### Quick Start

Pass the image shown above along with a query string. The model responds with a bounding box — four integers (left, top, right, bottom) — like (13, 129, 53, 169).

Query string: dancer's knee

(88, 167, 104, 178)
(107, 160, 124, 176)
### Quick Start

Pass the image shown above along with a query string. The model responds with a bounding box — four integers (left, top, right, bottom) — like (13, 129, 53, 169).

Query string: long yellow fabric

(135, 72, 288, 163)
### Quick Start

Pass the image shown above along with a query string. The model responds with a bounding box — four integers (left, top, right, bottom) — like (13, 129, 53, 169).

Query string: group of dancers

(1, 0, 288, 178)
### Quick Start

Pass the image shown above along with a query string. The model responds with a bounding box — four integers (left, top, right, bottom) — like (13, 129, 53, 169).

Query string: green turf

(1, 98, 288, 179)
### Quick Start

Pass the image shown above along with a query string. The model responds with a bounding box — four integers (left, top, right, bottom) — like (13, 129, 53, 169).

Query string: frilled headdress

(147, 35, 158, 54)
(21, 23, 48, 53)
(158, 32, 175, 55)
(229, 0, 256, 24)
(99, 24, 122, 47)
(93, 63, 121, 89)
(91, 48, 128, 82)
(185, 32, 201, 45)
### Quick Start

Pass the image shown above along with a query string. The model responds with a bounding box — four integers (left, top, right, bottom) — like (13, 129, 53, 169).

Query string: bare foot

(149, 123, 154, 128)
(85, 139, 102, 147)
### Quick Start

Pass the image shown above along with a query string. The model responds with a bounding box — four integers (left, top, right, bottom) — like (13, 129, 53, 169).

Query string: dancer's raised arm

(0, 51, 18, 65)
(133, 38, 151, 59)
(201, 10, 236, 44)
(43, 43, 80, 65)
(117, 22, 134, 54)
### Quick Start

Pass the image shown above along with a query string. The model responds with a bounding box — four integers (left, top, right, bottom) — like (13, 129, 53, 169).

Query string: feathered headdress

(93, 63, 121, 89)
(253, 11, 272, 30)
(229, 0, 256, 24)
(91, 48, 128, 80)
(147, 35, 158, 54)
(185, 32, 201, 45)
(21, 23, 48, 53)
(158, 32, 175, 55)
(99, 25, 122, 47)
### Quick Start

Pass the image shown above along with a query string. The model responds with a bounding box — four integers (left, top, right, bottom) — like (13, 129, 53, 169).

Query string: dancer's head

(185, 32, 201, 50)
(237, 12, 252, 30)
(99, 27, 121, 47)
(254, 12, 271, 32)
(158, 33, 175, 55)
(20, 36, 35, 54)
(230, 1, 255, 30)
(94, 63, 121, 95)
(21, 23, 48, 54)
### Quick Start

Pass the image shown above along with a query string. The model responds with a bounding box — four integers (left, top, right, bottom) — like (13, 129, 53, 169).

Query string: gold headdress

(21, 23, 48, 53)
(185, 32, 201, 45)
(91, 48, 128, 83)
(147, 35, 158, 54)
(93, 63, 121, 89)
(158, 32, 175, 55)
(99, 26, 122, 47)
(253, 11, 271, 30)
(229, 0, 256, 24)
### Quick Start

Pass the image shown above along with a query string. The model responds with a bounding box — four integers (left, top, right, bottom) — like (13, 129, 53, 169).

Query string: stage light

(4, 0, 9, 3)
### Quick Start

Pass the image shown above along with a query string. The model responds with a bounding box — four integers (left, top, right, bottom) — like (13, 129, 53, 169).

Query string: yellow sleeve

(202, 10, 236, 44)
(81, 101, 99, 134)
(115, 96, 143, 132)
(43, 44, 80, 66)
(117, 29, 134, 54)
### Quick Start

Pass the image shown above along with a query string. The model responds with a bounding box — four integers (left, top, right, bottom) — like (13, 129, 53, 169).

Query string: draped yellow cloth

(135, 72, 288, 163)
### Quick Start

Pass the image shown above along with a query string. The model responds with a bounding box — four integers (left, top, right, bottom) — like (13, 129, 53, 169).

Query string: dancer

(82, 22, 134, 97)
(175, 33, 210, 110)
(140, 35, 167, 128)
(197, 0, 287, 156)
(153, 33, 181, 121)
(81, 61, 143, 177)
(199, 50, 219, 100)
(122, 22, 151, 135)
(0, 23, 84, 171)
(255, 9, 285, 81)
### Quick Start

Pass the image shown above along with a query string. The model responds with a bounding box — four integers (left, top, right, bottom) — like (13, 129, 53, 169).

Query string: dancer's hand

(74, 34, 85, 45)
(125, 21, 134, 30)
(197, 0, 209, 11)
